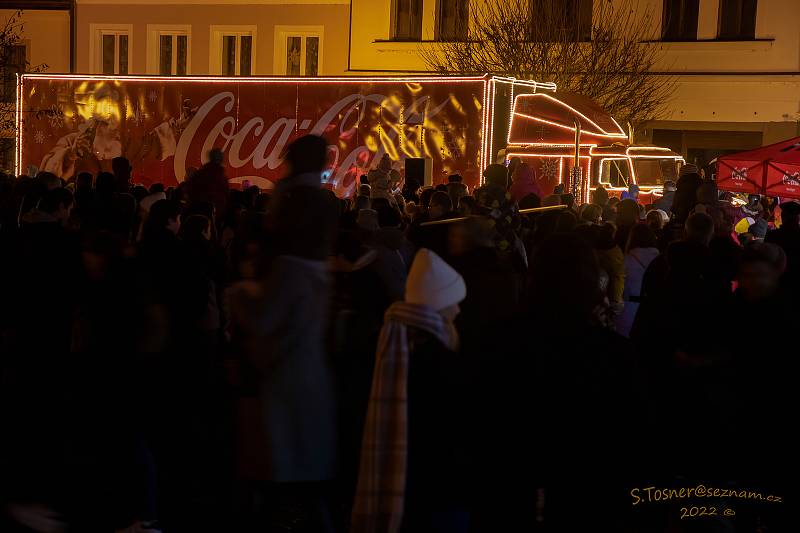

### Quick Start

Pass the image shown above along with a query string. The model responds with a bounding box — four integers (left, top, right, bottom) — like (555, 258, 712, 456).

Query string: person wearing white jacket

(616, 224, 661, 337)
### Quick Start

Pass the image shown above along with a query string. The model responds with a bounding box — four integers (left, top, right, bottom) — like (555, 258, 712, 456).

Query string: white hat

(405, 249, 466, 311)
(139, 191, 166, 212)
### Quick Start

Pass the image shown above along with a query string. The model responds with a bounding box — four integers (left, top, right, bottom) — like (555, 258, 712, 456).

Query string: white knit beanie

(405, 249, 466, 311)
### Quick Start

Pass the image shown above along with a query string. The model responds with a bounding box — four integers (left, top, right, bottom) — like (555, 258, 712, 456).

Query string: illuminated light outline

(629, 155, 685, 159)
(596, 155, 685, 188)
(20, 73, 492, 84)
(492, 76, 557, 92)
(509, 142, 599, 148)
(15, 73, 22, 176)
(596, 157, 631, 188)
(485, 78, 492, 175)
(479, 77, 489, 181)
(508, 92, 627, 141)
(486, 78, 494, 170)
(626, 146, 673, 153)
(531, 92, 627, 136)
(510, 112, 628, 144)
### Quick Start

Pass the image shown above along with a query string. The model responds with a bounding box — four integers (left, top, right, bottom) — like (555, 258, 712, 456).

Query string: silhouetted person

(186, 148, 229, 220)
(112, 156, 132, 194)
(765, 200, 800, 295)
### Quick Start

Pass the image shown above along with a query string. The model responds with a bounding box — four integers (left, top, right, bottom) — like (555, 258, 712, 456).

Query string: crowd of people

(0, 137, 795, 532)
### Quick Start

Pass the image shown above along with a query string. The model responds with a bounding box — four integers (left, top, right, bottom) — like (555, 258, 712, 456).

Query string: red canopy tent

(717, 137, 800, 199)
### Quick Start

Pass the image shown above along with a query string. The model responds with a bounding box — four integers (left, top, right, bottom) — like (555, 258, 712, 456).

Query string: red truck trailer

(15, 73, 681, 200)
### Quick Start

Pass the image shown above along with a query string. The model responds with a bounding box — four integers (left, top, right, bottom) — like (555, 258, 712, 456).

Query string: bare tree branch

(1, 10, 48, 137)
(420, 0, 676, 126)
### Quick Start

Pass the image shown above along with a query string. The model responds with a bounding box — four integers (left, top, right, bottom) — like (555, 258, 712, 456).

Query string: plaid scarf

(350, 302, 459, 533)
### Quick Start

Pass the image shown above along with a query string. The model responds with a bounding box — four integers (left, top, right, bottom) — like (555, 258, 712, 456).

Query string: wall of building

(75, 1, 351, 75)
(1, 9, 71, 73)
(349, 0, 800, 168)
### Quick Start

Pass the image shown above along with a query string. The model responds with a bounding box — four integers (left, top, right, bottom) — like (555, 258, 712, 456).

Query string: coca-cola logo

(173, 91, 452, 189)
(732, 167, 748, 181)
(782, 171, 800, 186)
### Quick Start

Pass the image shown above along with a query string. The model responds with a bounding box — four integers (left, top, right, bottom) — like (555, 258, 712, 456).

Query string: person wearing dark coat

(765, 200, 800, 295)
(652, 180, 676, 213)
(186, 149, 229, 219)
(471, 233, 645, 532)
(671, 165, 703, 223)
(231, 134, 340, 532)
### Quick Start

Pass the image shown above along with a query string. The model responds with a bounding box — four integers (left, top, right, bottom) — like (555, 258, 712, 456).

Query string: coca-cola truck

(15, 73, 682, 199)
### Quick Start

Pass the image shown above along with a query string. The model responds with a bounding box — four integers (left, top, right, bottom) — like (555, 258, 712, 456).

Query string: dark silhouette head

(145, 199, 182, 238)
(519, 193, 541, 210)
(95, 172, 116, 196)
(429, 191, 453, 219)
(419, 188, 436, 209)
(780, 201, 800, 228)
(483, 163, 508, 190)
(580, 203, 602, 224)
(76, 172, 93, 191)
(286, 134, 328, 176)
(458, 195, 477, 215)
(617, 198, 640, 227)
(39, 187, 73, 225)
(591, 185, 609, 206)
(685, 211, 715, 245)
(626, 223, 657, 252)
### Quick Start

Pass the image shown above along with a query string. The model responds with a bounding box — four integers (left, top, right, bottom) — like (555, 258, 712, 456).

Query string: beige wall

(349, 0, 800, 141)
(75, 2, 351, 75)
(1, 9, 71, 74)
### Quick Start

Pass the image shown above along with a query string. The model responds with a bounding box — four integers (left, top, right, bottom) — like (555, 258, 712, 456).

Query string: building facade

(74, 0, 351, 77)
(349, 0, 800, 171)
(1, 1, 72, 172)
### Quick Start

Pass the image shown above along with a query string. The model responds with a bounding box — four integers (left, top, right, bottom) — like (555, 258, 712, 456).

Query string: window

(147, 25, 191, 75)
(437, 0, 469, 41)
(662, 0, 699, 41)
(530, 0, 592, 42)
(89, 24, 132, 75)
(159, 34, 188, 75)
(1, 44, 25, 104)
(633, 159, 678, 187)
(600, 159, 631, 188)
(718, 0, 757, 40)
(102, 33, 128, 74)
(211, 26, 256, 76)
(274, 27, 322, 76)
(393, 0, 423, 40)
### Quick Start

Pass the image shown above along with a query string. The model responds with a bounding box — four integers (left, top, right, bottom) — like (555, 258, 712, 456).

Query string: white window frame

(146, 24, 192, 75)
(210, 25, 257, 76)
(89, 23, 133, 75)
(273, 25, 323, 76)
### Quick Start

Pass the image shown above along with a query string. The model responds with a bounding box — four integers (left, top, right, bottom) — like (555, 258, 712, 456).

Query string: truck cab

(500, 90, 683, 202)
